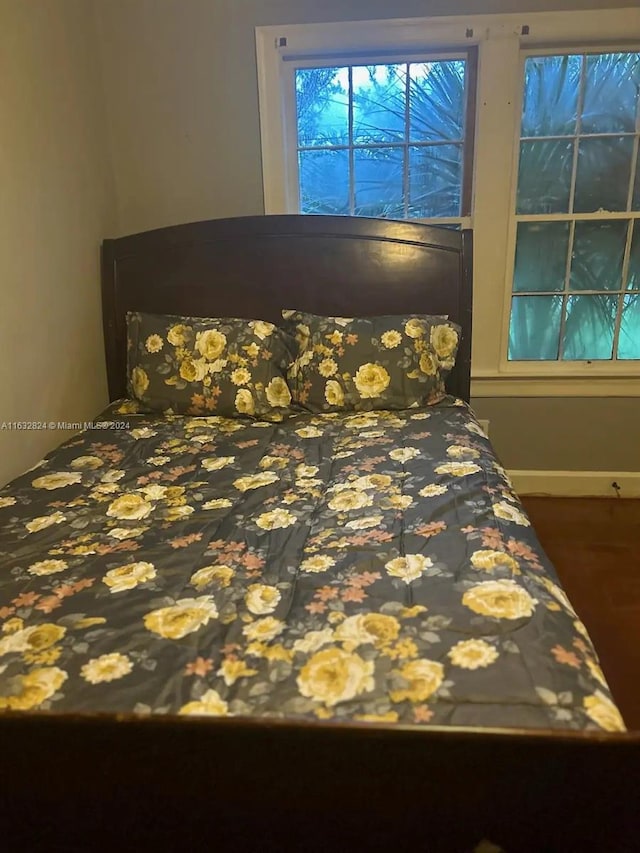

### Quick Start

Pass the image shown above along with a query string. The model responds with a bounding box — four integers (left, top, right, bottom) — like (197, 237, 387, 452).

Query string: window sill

(470, 374, 640, 397)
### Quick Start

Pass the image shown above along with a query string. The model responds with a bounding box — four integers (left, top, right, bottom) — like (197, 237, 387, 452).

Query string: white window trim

(255, 9, 640, 397)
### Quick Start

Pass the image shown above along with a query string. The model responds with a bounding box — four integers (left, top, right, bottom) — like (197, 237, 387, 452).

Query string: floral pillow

(281, 310, 461, 413)
(127, 312, 296, 419)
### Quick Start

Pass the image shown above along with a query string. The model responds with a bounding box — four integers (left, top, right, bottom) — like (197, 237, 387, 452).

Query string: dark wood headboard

(101, 215, 473, 402)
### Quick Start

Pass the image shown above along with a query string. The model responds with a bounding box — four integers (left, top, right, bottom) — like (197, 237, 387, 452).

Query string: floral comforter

(0, 398, 625, 731)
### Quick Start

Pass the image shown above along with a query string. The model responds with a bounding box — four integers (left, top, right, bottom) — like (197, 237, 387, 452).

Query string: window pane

(618, 294, 640, 359)
(513, 221, 569, 292)
(408, 144, 462, 217)
(570, 220, 628, 291)
(354, 147, 404, 217)
(582, 52, 640, 134)
(508, 295, 562, 360)
(296, 68, 349, 146)
(633, 160, 640, 211)
(409, 61, 466, 142)
(627, 223, 640, 290)
(353, 64, 405, 144)
(295, 56, 471, 221)
(299, 149, 349, 214)
(522, 54, 581, 137)
(574, 136, 634, 213)
(516, 140, 573, 214)
(562, 295, 617, 359)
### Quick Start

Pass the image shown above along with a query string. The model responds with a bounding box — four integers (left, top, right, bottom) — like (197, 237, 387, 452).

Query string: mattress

(0, 397, 625, 731)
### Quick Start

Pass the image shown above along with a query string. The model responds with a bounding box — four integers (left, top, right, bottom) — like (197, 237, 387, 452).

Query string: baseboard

(508, 470, 640, 498)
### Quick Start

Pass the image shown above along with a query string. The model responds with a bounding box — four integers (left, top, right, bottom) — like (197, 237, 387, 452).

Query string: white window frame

(256, 9, 640, 397)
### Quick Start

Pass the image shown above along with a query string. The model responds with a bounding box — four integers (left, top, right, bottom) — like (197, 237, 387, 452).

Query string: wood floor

(522, 497, 640, 731)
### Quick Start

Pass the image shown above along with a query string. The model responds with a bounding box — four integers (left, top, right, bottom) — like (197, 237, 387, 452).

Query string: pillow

(281, 310, 461, 413)
(127, 311, 296, 419)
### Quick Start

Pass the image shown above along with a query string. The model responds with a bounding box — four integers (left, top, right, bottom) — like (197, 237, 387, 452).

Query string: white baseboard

(508, 470, 640, 498)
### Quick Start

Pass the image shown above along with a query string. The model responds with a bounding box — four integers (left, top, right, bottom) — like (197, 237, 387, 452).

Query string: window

(508, 51, 640, 362)
(294, 56, 475, 223)
(256, 11, 640, 395)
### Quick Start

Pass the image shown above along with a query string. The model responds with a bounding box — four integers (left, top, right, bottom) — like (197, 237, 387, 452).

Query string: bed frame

(4, 216, 639, 851)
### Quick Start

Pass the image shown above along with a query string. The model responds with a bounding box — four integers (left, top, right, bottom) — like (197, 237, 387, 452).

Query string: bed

(1, 215, 638, 851)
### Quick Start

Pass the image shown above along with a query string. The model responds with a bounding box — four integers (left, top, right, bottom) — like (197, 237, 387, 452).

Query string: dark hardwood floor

(522, 497, 640, 731)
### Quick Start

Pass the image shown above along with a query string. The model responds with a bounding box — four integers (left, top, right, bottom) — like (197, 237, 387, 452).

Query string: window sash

(505, 47, 640, 365)
(283, 49, 478, 220)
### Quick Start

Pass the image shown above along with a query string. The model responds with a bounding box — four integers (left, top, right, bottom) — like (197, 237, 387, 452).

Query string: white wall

(0, 0, 116, 486)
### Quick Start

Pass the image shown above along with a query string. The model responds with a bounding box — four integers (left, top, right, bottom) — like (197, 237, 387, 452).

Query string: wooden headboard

(101, 215, 473, 402)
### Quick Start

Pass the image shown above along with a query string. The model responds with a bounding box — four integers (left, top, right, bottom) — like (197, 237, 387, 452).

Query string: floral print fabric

(282, 310, 461, 413)
(127, 312, 295, 419)
(0, 398, 624, 732)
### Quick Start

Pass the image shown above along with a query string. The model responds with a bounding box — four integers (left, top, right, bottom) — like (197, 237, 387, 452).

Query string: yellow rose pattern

(0, 396, 623, 731)
(126, 312, 295, 419)
(282, 310, 460, 413)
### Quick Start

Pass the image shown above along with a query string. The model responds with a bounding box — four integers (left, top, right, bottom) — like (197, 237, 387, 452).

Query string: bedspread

(0, 398, 625, 731)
